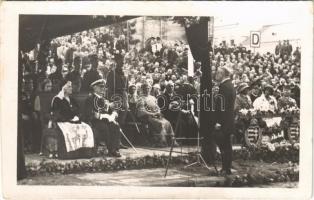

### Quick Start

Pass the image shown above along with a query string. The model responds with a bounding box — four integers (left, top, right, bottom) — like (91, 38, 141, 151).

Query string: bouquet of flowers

(237, 108, 257, 122)
(280, 106, 300, 118)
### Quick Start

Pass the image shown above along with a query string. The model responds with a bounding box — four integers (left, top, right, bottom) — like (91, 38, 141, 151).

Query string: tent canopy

(19, 15, 137, 52)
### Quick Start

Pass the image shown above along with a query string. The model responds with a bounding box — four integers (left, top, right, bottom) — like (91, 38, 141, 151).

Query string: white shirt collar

(94, 92, 102, 98)
(220, 78, 230, 84)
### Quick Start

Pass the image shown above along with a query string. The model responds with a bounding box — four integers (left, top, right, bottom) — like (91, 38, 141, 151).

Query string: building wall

(130, 17, 187, 48)
(214, 22, 301, 54)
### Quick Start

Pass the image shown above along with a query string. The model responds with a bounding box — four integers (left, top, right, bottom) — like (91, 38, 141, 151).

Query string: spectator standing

(66, 56, 82, 93)
(275, 40, 282, 56)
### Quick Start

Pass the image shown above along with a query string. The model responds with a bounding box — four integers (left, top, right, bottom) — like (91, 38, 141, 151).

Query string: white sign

(250, 31, 261, 48)
(188, 48, 194, 76)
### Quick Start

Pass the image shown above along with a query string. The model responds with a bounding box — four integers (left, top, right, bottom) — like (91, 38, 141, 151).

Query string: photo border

(0, 1, 312, 199)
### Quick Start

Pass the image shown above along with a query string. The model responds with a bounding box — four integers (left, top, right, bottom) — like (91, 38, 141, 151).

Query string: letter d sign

(250, 31, 261, 48)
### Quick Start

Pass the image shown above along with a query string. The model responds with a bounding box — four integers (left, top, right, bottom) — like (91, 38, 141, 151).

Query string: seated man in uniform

(83, 79, 122, 157)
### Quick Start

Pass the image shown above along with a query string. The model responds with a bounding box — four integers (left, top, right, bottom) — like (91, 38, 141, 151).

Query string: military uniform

(84, 91, 121, 156)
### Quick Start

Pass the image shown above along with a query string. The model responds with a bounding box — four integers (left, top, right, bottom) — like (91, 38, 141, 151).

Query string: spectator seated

(39, 90, 95, 159)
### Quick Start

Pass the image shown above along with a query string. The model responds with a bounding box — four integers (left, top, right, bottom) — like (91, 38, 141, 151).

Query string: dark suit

(214, 79, 236, 171)
(83, 93, 121, 153)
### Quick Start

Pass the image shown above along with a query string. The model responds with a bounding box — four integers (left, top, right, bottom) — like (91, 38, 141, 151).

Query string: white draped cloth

(57, 122, 94, 152)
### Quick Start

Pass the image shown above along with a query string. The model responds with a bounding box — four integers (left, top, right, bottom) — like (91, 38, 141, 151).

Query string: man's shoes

(99, 142, 106, 146)
(219, 169, 232, 176)
(119, 144, 128, 149)
(108, 151, 121, 157)
(172, 140, 179, 147)
(225, 169, 232, 175)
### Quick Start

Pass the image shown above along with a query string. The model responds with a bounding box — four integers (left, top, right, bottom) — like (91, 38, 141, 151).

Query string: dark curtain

(17, 51, 27, 180)
(185, 17, 216, 163)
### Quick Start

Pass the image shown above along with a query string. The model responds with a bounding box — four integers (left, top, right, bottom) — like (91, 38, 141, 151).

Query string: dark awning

(19, 15, 138, 52)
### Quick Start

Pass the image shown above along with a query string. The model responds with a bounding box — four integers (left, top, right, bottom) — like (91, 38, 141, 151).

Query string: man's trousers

(92, 119, 121, 153)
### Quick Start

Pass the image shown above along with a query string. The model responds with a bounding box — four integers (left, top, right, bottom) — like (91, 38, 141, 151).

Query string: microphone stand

(164, 100, 218, 178)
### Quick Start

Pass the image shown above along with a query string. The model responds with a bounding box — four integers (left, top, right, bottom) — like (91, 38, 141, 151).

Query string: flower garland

(279, 106, 300, 117)
(238, 107, 300, 120)
(26, 154, 196, 177)
(25, 145, 299, 177)
(234, 144, 299, 163)
(219, 166, 299, 187)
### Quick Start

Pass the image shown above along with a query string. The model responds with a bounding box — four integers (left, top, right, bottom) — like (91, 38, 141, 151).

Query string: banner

(188, 48, 194, 76)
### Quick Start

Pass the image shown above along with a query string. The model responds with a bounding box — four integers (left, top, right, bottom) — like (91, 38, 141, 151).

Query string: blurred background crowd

(21, 24, 300, 108)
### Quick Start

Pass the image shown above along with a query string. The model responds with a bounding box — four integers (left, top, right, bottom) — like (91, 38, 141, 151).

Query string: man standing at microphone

(214, 66, 236, 175)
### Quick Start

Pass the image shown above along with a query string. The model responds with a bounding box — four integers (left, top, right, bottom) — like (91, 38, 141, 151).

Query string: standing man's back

(214, 66, 236, 175)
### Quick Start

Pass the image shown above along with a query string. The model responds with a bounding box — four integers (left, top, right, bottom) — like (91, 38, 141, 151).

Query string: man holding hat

(83, 79, 122, 157)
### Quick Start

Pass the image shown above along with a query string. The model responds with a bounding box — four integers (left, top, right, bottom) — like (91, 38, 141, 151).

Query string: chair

(124, 104, 150, 146)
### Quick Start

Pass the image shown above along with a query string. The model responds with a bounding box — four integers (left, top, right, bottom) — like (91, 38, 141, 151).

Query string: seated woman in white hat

(49, 81, 94, 159)
(136, 82, 178, 147)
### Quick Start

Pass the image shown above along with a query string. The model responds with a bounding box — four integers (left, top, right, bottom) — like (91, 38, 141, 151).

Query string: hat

(166, 80, 174, 86)
(283, 84, 291, 90)
(221, 65, 233, 76)
(90, 79, 106, 88)
(89, 54, 98, 62)
(153, 84, 161, 89)
(264, 84, 274, 92)
(129, 84, 136, 89)
(237, 83, 250, 93)
(141, 81, 151, 88)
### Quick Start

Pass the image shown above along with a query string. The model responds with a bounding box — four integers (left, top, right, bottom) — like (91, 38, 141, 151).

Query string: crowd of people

(20, 23, 301, 164)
